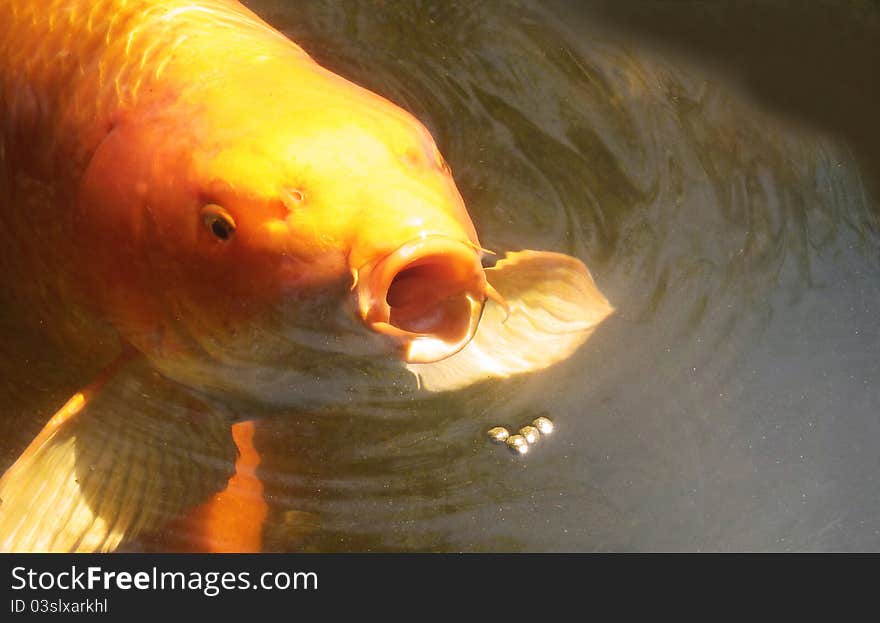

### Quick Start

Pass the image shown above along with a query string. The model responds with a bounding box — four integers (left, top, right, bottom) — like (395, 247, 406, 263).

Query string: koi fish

(0, 0, 613, 552)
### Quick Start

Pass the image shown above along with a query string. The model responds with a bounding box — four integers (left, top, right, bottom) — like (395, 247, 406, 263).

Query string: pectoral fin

(407, 250, 613, 392)
(154, 420, 268, 553)
(0, 354, 237, 553)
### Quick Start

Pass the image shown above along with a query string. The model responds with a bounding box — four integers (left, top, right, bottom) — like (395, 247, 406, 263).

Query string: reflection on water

(2, 0, 879, 551)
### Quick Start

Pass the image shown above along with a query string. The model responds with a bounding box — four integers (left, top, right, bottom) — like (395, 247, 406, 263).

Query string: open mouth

(356, 235, 487, 363)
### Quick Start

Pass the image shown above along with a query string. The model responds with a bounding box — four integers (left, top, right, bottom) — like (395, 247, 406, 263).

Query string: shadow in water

(558, 0, 880, 203)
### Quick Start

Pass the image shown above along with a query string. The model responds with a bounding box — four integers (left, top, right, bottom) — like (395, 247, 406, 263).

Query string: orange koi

(0, 0, 612, 552)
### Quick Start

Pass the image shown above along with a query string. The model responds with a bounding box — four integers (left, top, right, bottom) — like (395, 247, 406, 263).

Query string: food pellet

(532, 416, 554, 435)
(506, 434, 529, 455)
(487, 426, 510, 443)
(518, 425, 540, 444)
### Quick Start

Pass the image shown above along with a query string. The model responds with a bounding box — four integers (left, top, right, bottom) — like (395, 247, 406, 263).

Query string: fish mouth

(356, 235, 488, 363)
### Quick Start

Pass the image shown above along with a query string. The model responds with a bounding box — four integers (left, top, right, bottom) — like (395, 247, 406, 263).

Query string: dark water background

(2, 0, 879, 551)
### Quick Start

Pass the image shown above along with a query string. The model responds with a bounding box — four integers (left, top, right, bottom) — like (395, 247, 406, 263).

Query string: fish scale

(0, 0, 292, 185)
(0, 0, 305, 345)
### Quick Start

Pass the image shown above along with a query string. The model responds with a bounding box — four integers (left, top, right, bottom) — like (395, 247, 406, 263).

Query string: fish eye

(201, 204, 236, 241)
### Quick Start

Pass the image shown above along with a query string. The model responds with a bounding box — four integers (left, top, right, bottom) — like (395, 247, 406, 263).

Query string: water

(1, 0, 878, 551)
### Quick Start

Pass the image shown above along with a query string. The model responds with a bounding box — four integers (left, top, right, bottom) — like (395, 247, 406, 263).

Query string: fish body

(2, 0, 480, 384)
(0, 0, 612, 551)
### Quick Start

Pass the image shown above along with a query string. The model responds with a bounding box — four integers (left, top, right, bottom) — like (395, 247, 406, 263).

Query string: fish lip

(355, 235, 487, 364)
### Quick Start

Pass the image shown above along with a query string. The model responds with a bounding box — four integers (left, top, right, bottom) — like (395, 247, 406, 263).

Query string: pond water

(1, 0, 878, 551)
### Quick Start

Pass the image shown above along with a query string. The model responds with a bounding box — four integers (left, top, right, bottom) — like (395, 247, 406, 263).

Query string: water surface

(1, 0, 878, 551)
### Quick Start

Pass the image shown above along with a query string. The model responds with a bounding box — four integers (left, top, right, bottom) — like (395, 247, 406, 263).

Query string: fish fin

(160, 420, 268, 553)
(0, 354, 237, 553)
(407, 250, 614, 392)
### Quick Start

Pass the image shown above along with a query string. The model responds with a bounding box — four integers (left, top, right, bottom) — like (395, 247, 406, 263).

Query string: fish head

(76, 60, 491, 398)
